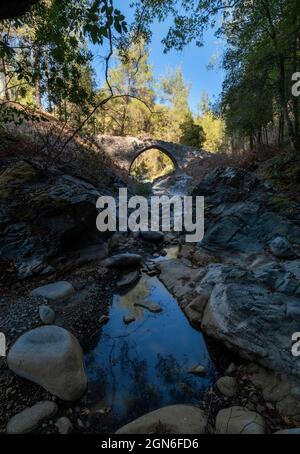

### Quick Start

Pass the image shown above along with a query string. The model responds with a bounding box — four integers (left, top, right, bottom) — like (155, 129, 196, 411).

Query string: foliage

(179, 112, 205, 148)
(131, 148, 175, 181)
(196, 111, 225, 152)
(133, 0, 300, 151)
(0, 0, 128, 125)
(132, 180, 152, 196)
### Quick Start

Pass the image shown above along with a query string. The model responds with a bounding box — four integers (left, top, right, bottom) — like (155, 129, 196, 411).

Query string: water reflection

(85, 274, 216, 426)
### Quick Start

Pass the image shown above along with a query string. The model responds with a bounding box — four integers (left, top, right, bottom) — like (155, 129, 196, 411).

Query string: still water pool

(85, 273, 216, 427)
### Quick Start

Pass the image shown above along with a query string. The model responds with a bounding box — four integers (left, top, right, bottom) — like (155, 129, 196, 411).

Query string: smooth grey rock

(216, 376, 237, 397)
(55, 416, 73, 434)
(269, 236, 295, 259)
(7, 326, 87, 401)
(202, 282, 300, 379)
(39, 305, 55, 325)
(115, 405, 207, 434)
(117, 271, 140, 288)
(157, 259, 199, 299)
(276, 396, 300, 419)
(225, 363, 237, 376)
(104, 253, 142, 269)
(140, 231, 164, 242)
(31, 281, 75, 302)
(215, 406, 265, 434)
(7, 401, 57, 434)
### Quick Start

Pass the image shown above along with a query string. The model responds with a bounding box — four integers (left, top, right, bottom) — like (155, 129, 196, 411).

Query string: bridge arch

(128, 145, 178, 176)
(95, 135, 206, 172)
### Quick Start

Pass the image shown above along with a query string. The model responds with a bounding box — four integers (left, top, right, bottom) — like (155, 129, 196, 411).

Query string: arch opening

(129, 147, 177, 182)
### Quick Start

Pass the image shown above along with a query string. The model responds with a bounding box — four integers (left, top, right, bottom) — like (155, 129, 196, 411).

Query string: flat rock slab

(158, 259, 199, 299)
(115, 405, 207, 434)
(202, 282, 300, 379)
(7, 326, 87, 401)
(215, 406, 265, 434)
(104, 253, 142, 269)
(7, 401, 57, 434)
(31, 281, 75, 302)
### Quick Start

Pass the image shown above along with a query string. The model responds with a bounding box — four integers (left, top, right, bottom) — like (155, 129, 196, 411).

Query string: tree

(133, 0, 300, 150)
(97, 40, 155, 136)
(0, 0, 128, 127)
(180, 112, 206, 148)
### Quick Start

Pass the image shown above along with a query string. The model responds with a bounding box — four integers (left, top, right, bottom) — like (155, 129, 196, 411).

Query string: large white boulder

(7, 326, 87, 401)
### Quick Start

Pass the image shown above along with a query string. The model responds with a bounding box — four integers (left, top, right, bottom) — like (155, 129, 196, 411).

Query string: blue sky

(91, 2, 225, 114)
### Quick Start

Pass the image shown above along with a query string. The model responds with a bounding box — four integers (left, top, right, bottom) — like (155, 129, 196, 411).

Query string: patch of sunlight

(131, 148, 175, 182)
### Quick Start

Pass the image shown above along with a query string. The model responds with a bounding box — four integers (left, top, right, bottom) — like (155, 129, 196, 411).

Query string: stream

(85, 172, 217, 428)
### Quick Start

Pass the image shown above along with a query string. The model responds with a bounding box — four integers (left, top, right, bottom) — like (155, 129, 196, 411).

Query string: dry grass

(0, 101, 134, 189)
(186, 145, 284, 182)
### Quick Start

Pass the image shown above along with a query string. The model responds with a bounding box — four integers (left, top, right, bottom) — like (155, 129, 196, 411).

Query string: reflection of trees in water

(117, 339, 162, 420)
(156, 353, 208, 403)
(86, 360, 108, 404)
(156, 354, 182, 383)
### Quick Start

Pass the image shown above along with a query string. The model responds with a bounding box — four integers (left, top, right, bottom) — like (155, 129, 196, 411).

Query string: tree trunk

(0, 56, 10, 101)
(33, 47, 42, 109)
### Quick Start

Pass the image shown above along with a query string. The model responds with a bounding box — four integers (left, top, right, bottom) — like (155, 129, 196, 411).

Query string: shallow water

(85, 273, 217, 427)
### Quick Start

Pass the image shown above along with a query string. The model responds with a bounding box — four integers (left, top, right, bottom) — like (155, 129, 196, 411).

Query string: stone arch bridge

(95, 135, 208, 173)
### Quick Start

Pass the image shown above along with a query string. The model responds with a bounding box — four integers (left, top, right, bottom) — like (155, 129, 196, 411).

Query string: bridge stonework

(95, 135, 207, 172)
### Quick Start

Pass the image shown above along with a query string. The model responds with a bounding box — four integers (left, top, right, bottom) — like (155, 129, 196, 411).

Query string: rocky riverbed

(2, 158, 300, 434)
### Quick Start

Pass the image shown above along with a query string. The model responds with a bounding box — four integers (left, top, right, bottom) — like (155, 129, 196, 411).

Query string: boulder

(115, 405, 207, 434)
(7, 401, 57, 434)
(215, 406, 265, 434)
(31, 281, 75, 302)
(117, 271, 140, 288)
(39, 305, 55, 325)
(7, 326, 87, 401)
(140, 231, 164, 242)
(104, 253, 142, 269)
(202, 282, 300, 379)
(269, 236, 295, 259)
(216, 376, 237, 397)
